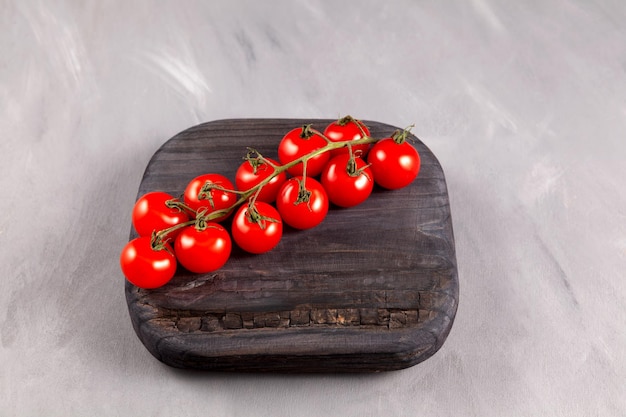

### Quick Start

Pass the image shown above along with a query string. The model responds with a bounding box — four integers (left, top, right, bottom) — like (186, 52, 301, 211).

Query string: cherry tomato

(276, 177, 329, 230)
(321, 154, 374, 208)
(120, 237, 176, 289)
(278, 125, 330, 177)
(323, 116, 371, 158)
(367, 137, 420, 190)
(174, 223, 232, 273)
(132, 191, 190, 239)
(235, 157, 286, 203)
(232, 202, 283, 254)
(183, 173, 237, 222)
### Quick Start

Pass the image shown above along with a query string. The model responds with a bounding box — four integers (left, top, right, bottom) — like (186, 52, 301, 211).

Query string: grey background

(2, 1, 625, 416)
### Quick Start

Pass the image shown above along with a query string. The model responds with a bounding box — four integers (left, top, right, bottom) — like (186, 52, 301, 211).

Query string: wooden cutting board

(125, 119, 458, 372)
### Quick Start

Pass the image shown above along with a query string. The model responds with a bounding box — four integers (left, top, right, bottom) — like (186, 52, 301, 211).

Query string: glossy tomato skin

(235, 158, 286, 203)
(132, 191, 190, 239)
(232, 202, 283, 254)
(321, 154, 374, 208)
(367, 138, 421, 190)
(183, 173, 237, 222)
(276, 177, 329, 230)
(174, 223, 232, 273)
(278, 127, 330, 177)
(120, 237, 176, 289)
(323, 118, 371, 158)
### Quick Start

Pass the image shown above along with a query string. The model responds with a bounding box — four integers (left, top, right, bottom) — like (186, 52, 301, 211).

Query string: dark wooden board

(125, 119, 458, 372)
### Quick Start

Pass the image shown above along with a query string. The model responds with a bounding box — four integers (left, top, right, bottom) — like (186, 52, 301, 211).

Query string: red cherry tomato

(232, 202, 283, 254)
(367, 137, 420, 190)
(235, 158, 286, 203)
(183, 173, 237, 222)
(276, 177, 329, 230)
(174, 223, 232, 273)
(321, 154, 374, 208)
(120, 237, 176, 289)
(278, 125, 330, 177)
(323, 116, 371, 158)
(132, 191, 190, 239)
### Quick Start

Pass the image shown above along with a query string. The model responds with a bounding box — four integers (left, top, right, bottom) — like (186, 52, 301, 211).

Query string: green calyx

(194, 209, 210, 231)
(391, 125, 415, 145)
(192, 209, 227, 232)
(245, 203, 279, 230)
(299, 124, 315, 139)
(150, 230, 173, 255)
(294, 178, 312, 206)
(337, 115, 356, 126)
(198, 181, 217, 208)
(243, 148, 268, 175)
(344, 145, 371, 179)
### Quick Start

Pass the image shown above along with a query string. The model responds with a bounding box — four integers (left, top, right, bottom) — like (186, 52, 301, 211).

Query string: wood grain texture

(125, 119, 458, 372)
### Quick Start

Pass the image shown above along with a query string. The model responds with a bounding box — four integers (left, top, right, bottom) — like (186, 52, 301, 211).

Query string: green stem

(156, 130, 380, 232)
(152, 220, 195, 243)
(391, 125, 415, 144)
(165, 199, 197, 216)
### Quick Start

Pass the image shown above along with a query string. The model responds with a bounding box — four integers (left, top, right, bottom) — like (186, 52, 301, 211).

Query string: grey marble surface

(1, 1, 625, 415)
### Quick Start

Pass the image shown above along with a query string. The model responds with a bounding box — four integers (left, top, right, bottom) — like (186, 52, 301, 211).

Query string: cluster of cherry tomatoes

(120, 117, 421, 289)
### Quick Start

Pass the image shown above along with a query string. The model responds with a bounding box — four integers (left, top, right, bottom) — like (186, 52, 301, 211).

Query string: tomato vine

(120, 117, 421, 289)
